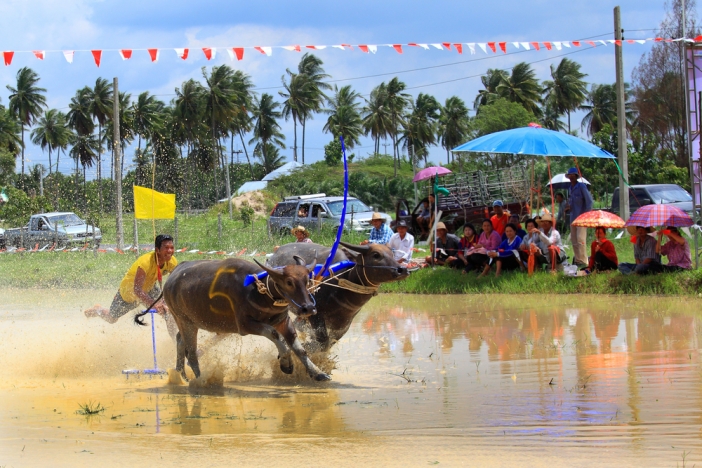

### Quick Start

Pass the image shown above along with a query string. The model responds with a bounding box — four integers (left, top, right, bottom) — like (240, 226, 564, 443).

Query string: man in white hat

(566, 167, 593, 267)
(424, 222, 460, 267)
(387, 220, 414, 263)
(361, 212, 393, 246)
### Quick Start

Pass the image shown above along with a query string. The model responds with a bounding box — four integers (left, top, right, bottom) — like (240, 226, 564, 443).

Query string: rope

(253, 276, 288, 307)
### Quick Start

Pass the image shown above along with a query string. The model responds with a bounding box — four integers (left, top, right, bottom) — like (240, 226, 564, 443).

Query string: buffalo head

(339, 241, 409, 284)
(254, 254, 317, 317)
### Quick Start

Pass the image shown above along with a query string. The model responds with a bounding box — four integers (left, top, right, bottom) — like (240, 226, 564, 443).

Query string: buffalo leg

(238, 315, 292, 372)
(308, 313, 329, 350)
(179, 321, 201, 379)
(280, 318, 331, 381)
(175, 332, 187, 380)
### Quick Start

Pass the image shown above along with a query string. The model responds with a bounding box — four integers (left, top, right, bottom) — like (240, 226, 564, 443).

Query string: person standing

(566, 167, 593, 267)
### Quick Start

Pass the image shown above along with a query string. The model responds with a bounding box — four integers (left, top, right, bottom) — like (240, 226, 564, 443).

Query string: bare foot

(84, 305, 106, 318)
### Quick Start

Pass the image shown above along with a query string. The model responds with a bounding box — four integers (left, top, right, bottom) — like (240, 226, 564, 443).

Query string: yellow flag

(133, 186, 176, 220)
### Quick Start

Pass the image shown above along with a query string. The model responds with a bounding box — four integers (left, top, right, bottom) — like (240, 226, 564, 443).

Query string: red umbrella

(571, 210, 625, 229)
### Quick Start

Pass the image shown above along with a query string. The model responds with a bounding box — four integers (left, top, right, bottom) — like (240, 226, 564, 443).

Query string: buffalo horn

(254, 258, 283, 280)
(293, 255, 306, 266)
(339, 240, 369, 253)
(307, 251, 318, 274)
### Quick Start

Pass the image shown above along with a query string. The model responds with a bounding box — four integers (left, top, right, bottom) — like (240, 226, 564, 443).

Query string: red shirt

(490, 213, 510, 236)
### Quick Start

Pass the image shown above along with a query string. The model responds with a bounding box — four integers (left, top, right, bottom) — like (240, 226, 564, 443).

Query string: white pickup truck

(2, 212, 101, 249)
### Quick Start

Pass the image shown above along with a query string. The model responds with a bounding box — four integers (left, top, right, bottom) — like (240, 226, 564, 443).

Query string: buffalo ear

(340, 241, 369, 253)
(293, 255, 306, 266)
(254, 258, 283, 280)
(341, 247, 361, 264)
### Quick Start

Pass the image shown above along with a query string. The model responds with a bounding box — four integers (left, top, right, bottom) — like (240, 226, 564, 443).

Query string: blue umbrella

(452, 125, 615, 159)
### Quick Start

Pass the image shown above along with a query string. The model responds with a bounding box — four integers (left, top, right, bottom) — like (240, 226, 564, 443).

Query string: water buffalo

(134, 256, 332, 381)
(268, 241, 408, 350)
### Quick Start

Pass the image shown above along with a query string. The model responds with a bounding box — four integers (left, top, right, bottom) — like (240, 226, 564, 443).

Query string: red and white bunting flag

(359, 45, 369, 53)
(572, 41, 581, 47)
(498, 42, 506, 53)
(613, 40, 622, 46)
(520, 42, 530, 50)
(147, 48, 159, 62)
(174, 48, 189, 60)
(254, 46, 272, 56)
(368, 45, 377, 54)
(91, 50, 102, 67)
(119, 49, 132, 60)
(341, 44, 353, 49)
(3, 51, 13, 66)
(63, 50, 74, 63)
(477, 43, 487, 54)
(305, 45, 326, 50)
(543, 42, 552, 50)
(32, 50, 45, 60)
(392, 44, 403, 54)
(598, 40, 607, 46)
(332, 45, 345, 50)
(467, 43, 476, 54)
(512, 42, 520, 49)
(202, 47, 216, 60)
(442, 42, 452, 50)
(634, 40, 646, 44)
(454, 43, 463, 54)
(530, 41, 541, 50)
(487, 42, 496, 53)
(429, 43, 443, 50)
(586, 40, 596, 47)
(408, 43, 429, 50)
(562, 41, 571, 48)
(282, 45, 301, 52)
(233, 47, 244, 60)
(553, 41, 562, 50)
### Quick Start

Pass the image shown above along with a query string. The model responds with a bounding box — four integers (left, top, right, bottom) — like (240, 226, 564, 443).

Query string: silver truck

(3, 212, 102, 249)
(268, 193, 393, 235)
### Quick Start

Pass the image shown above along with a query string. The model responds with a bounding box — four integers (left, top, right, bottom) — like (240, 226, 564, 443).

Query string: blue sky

(0, 0, 675, 178)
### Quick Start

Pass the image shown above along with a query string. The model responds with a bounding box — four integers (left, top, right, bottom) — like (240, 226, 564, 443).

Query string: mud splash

(1, 289, 702, 467)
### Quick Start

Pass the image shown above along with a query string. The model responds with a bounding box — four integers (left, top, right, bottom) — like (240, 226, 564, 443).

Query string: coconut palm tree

(6, 67, 47, 179)
(323, 85, 363, 148)
(400, 93, 440, 168)
(107, 92, 135, 178)
(228, 69, 256, 179)
(67, 87, 95, 137)
(297, 53, 331, 164)
(69, 133, 99, 201)
(474, 69, 508, 111)
(0, 106, 22, 155)
(581, 84, 618, 136)
(362, 83, 391, 155)
(279, 72, 313, 162)
(250, 93, 285, 168)
(385, 77, 411, 177)
(542, 58, 588, 132)
(438, 96, 471, 165)
(496, 62, 542, 118)
(131, 91, 165, 161)
(174, 79, 204, 161)
(87, 78, 113, 210)
(541, 98, 567, 132)
(31, 109, 63, 174)
(254, 142, 286, 175)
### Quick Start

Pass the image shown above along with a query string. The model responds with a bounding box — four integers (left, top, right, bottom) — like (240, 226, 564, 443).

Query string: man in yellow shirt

(85, 235, 178, 330)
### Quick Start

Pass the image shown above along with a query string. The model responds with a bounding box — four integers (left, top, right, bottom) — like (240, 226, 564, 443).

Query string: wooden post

(133, 218, 139, 255)
(218, 212, 222, 248)
(614, 6, 629, 221)
(53, 221, 58, 247)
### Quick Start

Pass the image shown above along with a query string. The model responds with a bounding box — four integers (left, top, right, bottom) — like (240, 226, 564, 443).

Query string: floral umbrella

(571, 210, 625, 229)
(624, 204, 693, 228)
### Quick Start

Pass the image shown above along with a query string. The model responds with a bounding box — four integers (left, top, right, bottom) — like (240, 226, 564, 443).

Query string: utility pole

(113, 77, 124, 250)
(231, 149, 243, 165)
(382, 141, 389, 156)
(614, 6, 629, 220)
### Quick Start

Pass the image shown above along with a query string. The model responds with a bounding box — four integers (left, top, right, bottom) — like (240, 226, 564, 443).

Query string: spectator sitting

(656, 226, 691, 272)
(618, 226, 659, 275)
(465, 219, 503, 274)
(424, 222, 460, 267)
(450, 223, 478, 272)
(490, 200, 510, 236)
(361, 212, 393, 246)
(518, 218, 548, 267)
(503, 213, 526, 241)
(416, 199, 432, 237)
(292, 225, 313, 243)
(587, 226, 618, 272)
(387, 220, 414, 263)
(482, 223, 523, 277)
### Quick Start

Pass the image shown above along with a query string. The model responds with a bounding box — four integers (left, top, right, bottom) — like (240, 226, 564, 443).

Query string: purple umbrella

(624, 204, 693, 228)
(413, 166, 452, 183)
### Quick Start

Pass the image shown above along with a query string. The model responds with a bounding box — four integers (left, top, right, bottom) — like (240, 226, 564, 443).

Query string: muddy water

(1, 290, 702, 467)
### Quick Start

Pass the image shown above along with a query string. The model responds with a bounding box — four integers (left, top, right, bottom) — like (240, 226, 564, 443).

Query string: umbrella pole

(530, 159, 535, 215)
(547, 157, 555, 217)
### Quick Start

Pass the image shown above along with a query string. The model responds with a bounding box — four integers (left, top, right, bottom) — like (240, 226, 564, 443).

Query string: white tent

(262, 161, 303, 181)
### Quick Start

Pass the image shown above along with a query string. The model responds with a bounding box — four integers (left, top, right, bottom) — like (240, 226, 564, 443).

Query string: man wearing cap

(490, 200, 510, 236)
(361, 212, 393, 246)
(387, 220, 415, 263)
(566, 167, 593, 267)
(424, 222, 461, 267)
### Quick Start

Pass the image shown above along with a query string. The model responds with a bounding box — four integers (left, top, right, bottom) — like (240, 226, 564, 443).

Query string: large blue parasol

(452, 125, 615, 159)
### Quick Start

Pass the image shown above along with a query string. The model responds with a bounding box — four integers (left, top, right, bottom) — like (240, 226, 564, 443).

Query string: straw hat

(371, 212, 385, 221)
(291, 225, 308, 236)
(436, 222, 447, 231)
(626, 225, 653, 236)
(537, 213, 554, 224)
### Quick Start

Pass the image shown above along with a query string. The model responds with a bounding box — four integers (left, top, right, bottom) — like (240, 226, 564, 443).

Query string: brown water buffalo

(134, 256, 332, 381)
(268, 241, 408, 351)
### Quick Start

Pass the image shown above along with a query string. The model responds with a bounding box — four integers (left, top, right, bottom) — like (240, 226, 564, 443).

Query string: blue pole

(318, 136, 349, 278)
(149, 309, 158, 370)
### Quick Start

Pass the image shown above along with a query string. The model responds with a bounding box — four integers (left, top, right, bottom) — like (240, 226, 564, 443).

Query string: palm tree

(131, 91, 165, 162)
(108, 92, 135, 177)
(542, 58, 588, 132)
(496, 62, 542, 117)
(362, 83, 391, 155)
(323, 85, 363, 148)
(581, 84, 618, 136)
(6, 67, 47, 179)
(0, 106, 22, 155)
(174, 79, 204, 161)
(31, 109, 63, 174)
(385, 77, 411, 177)
(228, 69, 256, 179)
(254, 142, 285, 174)
(69, 133, 99, 202)
(474, 69, 508, 111)
(250, 93, 285, 168)
(297, 53, 331, 163)
(400, 93, 440, 169)
(67, 87, 95, 203)
(541, 98, 567, 132)
(279, 72, 312, 162)
(87, 78, 113, 211)
(438, 96, 471, 165)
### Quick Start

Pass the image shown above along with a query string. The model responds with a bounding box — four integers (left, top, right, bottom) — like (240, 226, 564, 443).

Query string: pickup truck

(2, 212, 102, 249)
(611, 184, 695, 218)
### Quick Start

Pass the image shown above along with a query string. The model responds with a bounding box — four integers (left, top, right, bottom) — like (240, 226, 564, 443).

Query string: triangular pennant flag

(430, 43, 443, 50)
(203, 47, 216, 60)
(392, 44, 403, 53)
(487, 42, 496, 53)
(598, 40, 608, 46)
(233, 47, 244, 60)
(305, 45, 326, 50)
(613, 40, 622, 46)
(543, 42, 552, 50)
(498, 42, 507, 53)
(358, 45, 369, 53)
(553, 41, 562, 50)
(454, 43, 463, 54)
(227, 48, 234, 61)
(442, 42, 452, 50)
(635, 39, 646, 45)
(63, 50, 74, 63)
(332, 45, 345, 50)
(520, 42, 531, 50)
(91, 50, 102, 67)
(119, 49, 132, 60)
(530, 41, 541, 50)
(416, 43, 429, 49)
(512, 42, 520, 49)
(467, 43, 476, 54)
(147, 48, 159, 62)
(32, 50, 45, 60)
(282, 45, 301, 52)
(655, 37, 664, 42)
(254, 46, 272, 56)
(562, 41, 571, 48)
(368, 45, 377, 54)
(626, 39, 635, 44)
(3, 51, 13, 66)
(586, 40, 596, 47)
(341, 44, 353, 49)
(174, 48, 189, 60)
(572, 41, 581, 47)
(478, 43, 488, 54)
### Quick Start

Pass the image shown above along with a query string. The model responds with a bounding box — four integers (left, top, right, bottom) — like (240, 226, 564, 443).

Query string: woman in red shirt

(587, 226, 618, 272)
